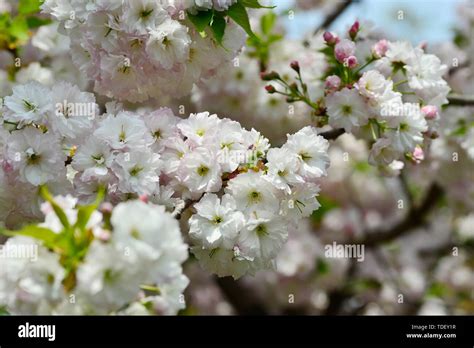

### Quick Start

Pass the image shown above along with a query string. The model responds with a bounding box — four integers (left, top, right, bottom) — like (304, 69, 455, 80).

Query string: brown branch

(324, 183, 443, 315)
(320, 128, 345, 140)
(448, 60, 469, 76)
(323, 259, 357, 315)
(447, 94, 474, 106)
(313, 0, 355, 35)
(356, 183, 444, 247)
(174, 194, 204, 220)
(214, 276, 268, 315)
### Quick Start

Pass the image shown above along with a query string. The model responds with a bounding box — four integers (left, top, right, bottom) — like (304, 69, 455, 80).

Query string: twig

(448, 60, 469, 76)
(214, 276, 268, 315)
(313, 0, 355, 35)
(323, 258, 357, 315)
(356, 183, 444, 246)
(399, 172, 414, 208)
(447, 94, 474, 106)
(319, 128, 345, 140)
(174, 195, 203, 220)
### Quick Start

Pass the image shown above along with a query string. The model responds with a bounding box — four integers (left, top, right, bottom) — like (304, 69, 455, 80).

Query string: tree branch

(214, 276, 268, 315)
(448, 60, 470, 76)
(320, 128, 345, 140)
(356, 183, 444, 247)
(447, 94, 474, 106)
(314, 0, 355, 35)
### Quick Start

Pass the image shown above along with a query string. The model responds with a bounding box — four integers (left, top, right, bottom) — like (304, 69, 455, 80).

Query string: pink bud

(2, 160, 13, 173)
(139, 194, 148, 203)
(421, 105, 438, 120)
(346, 55, 358, 68)
(290, 60, 300, 73)
(260, 71, 280, 81)
(412, 146, 424, 164)
(372, 39, 388, 58)
(325, 75, 341, 91)
(265, 85, 276, 94)
(323, 31, 339, 45)
(95, 228, 111, 242)
(418, 41, 428, 50)
(335, 39, 356, 63)
(349, 20, 360, 40)
(99, 202, 113, 214)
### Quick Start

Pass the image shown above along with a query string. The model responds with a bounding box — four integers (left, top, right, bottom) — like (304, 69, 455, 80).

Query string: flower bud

(421, 105, 438, 120)
(265, 85, 276, 94)
(412, 146, 424, 164)
(325, 75, 341, 91)
(99, 202, 113, 214)
(290, 60, 300, 73)
(349, 20, 360, 40)
(372, 39, 388, 58)
(418, 41, 428, 50)
(335, 39, 356, 63)
(346, 55, 358, 68)
(260, 71, 280, 81)
(323, 31, 339, 45)
(289, 82, 298, 92)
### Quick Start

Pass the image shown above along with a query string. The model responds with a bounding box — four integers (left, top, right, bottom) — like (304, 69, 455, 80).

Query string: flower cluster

(192, 9, 330, 145)
(0, 195, 188, 315)
(188, 122, 329, 278)
(40, 0, 246, 102)
(193, 36, 328, 144)
(264, 22, 450, 175)
(174, 0, 238, 12)
(1, 81, 330, 279)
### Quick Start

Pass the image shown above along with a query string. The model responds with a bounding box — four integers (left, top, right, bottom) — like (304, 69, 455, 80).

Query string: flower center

(23, 99, 37, 112)
(26, 148, 41, 165)
(197, 165, 209, 176)
(255, 224, 268, 237)
(400, 123, 409, 132)
(299, 152, 312, 161)
(341, 105, 352, 115)
(248, 190, 261, 203)
(139, 8, 154, 19)
(91, 154, 105, 165)
(129, 166, 143, 177)
(119, 126, 127, 143)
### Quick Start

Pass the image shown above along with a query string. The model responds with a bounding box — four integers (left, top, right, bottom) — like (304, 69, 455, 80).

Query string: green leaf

(0, 306, 9, 315)
(26, 16, 52, 29)
(18, 0, 42, 15)
(39, 185, 71, 229)
(227, 2, 256, 39)
(187, 9, 214, 32)
(0, 13, 9, 29)
(74, 186, 105, 232)
(240, 0, 275, 9)
(0, 225, 60, 248)
(354, 161, 372, 173)
(210, 13, 226, 44)
(311, 195, 339, 223)
(9, 16, 29, 43)
(351, 278, 382, 292)
(316, 258, 330, 275)
(260, 11, 276, 35)
(426, 282, 447, 298)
